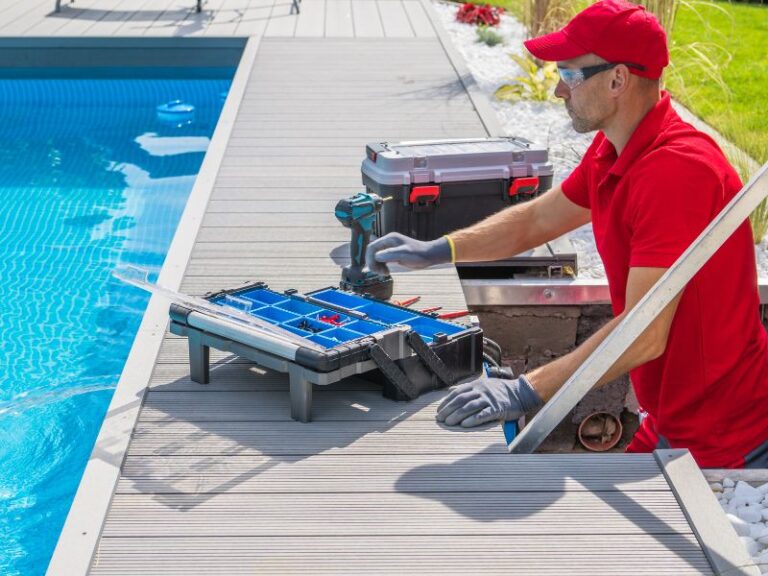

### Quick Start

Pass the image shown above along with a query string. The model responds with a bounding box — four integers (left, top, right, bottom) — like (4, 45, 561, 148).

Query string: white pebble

(724, 487, 735, 499)
(738, 506, 764, 523)
(756, 550, 768, 565)
(759, 482, 768, 494)
(761, 509, 768, 522)
(711, 482, 723, 492)
(760, 565, 768, 575)
(724, 477, 736, 488)
(740, 536, 760, 556)
(732, 496, 750, 509)
(736, 481, 764, 503)
(729, 514, 753, 537)
(751, 523, 767, 539)
(758, 529, 768, 546)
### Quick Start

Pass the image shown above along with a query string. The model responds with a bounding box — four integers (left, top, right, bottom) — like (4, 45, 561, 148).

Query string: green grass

(457, 0, 768, 163)
(669, 1, 768, 163)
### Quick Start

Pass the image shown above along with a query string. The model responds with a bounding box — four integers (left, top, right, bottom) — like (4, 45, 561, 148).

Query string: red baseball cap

(523, 0, 669, 80)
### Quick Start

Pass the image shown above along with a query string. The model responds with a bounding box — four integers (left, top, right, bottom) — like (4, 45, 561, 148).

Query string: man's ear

(610, 65, 630, 94)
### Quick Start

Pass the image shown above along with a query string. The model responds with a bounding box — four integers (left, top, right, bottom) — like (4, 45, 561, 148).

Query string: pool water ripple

(0, 75, 231, 575)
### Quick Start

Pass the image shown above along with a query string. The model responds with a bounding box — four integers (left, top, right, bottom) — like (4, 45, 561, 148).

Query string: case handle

(409, 185, 440, 205)
(509, 176, 539, 197)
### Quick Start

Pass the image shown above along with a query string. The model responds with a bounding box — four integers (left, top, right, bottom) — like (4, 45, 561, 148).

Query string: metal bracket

(370, 343, 418, 400)
(406, 331, 455, 387)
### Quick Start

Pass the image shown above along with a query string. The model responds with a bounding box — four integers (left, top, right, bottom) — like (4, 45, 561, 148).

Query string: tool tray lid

(181, 283, 476, 373)
(362, 137, 553, 186)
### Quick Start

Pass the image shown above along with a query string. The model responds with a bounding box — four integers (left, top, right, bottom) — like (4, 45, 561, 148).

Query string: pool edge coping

(45, 35, 261, 576)
(460, 278, 768, 306)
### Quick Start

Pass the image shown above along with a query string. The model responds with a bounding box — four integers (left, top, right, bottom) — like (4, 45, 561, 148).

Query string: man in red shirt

(366, 0, 768, 468)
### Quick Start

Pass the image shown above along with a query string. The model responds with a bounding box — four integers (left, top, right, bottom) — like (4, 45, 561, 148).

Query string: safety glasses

(557, 62, 646, 90)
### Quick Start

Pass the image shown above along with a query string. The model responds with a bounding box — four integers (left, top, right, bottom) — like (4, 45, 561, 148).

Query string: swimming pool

(0, 72, 232, 575)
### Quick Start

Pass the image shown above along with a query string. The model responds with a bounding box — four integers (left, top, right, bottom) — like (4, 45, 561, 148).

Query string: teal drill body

(334, 192, 393, 300)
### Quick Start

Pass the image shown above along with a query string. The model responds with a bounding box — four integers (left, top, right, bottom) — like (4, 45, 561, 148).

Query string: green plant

(476, 24, 505, 46)
(717, 141, 768, 244)
(725, 148, 768, 244)
(640, 0, 679, 33)
(750, 197, 768, 246)
(639, 0, 734, 101)
(494, 53, 559, 102)
(669, 0, 768, 165)
(524, 0, 578, 38)
(665, 41, 733, 100)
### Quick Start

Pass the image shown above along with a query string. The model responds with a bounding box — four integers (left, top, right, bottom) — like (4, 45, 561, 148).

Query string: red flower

(455, 2, 504, 26)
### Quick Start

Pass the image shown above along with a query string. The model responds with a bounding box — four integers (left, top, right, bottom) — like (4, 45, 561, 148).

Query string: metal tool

(437, 310, 469, 320)
(335, 191, 394, 300)
(420, 306, 442, 314)
(508, 162, 768, 454)
(393, 296, 420, 307)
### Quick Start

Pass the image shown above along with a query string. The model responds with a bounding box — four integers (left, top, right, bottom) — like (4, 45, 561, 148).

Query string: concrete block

(471, 305, 580, 357)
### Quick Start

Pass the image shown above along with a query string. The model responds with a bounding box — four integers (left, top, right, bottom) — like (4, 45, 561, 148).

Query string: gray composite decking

(184, 38, 471, 308)
(37, 2, 759, 575)
(0, 0, 437, 39)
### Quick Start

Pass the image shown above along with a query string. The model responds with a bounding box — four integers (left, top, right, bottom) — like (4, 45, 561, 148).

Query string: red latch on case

(509, 176, 540, 196)
(409, 185, 440, 204)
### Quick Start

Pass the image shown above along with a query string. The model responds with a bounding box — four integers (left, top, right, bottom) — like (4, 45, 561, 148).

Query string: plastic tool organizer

(169, 282, 483, 422)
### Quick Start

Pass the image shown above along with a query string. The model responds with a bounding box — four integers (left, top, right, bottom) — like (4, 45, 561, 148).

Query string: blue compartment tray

(207, 284, 465, 349)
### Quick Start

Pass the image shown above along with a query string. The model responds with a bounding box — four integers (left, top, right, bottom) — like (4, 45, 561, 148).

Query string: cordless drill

(334, 192, 394, 300)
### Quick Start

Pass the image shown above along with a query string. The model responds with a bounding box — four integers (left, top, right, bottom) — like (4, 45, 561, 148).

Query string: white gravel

(431, 0, 765, 280)
(712, 478, 768, 572)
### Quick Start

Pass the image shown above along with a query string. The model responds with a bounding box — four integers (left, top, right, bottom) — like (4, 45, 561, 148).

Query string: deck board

(325, 0, 354, 36)
(378, 0, 414, 37)
(89, 535, 712, 575)
(100, 491, 692, 537)
(352, 0, 384, 37)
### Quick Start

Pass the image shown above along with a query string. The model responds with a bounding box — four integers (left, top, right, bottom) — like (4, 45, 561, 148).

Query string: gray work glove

(436, 374, 543, 428)
(365, 232, 452, 276)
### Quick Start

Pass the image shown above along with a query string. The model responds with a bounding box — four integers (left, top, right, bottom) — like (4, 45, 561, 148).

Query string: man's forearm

(449, 185, 590, 263)
(450, 199, 544, 263)
(525, 312, 661, 402)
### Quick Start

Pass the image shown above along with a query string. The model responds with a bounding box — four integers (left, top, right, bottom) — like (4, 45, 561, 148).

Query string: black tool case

(168, 282, 483, 421)
(361, 137, 554, 241)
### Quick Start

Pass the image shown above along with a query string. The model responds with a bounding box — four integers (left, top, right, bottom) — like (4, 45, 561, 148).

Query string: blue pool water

(0, 73, 232, 575)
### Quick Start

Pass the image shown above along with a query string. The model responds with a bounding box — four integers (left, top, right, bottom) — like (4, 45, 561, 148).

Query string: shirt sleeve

(561, 135, 604, 209)
(561, 160, 590, 209)
(628, 152, 724, 268)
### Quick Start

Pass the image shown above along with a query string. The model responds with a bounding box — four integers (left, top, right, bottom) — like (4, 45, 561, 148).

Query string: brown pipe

(577, 411, 623, 452)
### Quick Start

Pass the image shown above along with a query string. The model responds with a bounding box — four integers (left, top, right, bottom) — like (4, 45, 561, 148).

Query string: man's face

(554, 54, 616, 134)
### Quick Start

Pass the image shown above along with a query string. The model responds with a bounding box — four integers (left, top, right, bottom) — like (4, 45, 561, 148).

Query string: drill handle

(350, 223, 371, 270)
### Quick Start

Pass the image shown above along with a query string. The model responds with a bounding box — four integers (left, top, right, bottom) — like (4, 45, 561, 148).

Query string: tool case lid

(362, 137, 553, 186)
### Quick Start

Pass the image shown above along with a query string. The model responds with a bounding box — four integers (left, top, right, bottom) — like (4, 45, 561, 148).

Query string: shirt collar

(595, 91, 674, 177)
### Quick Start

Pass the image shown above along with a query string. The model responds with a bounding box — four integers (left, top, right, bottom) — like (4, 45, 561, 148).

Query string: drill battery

(361, 137, 554, 241)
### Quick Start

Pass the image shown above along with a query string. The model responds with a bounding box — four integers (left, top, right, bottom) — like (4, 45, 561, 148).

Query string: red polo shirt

(562, 92, 768, 468)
